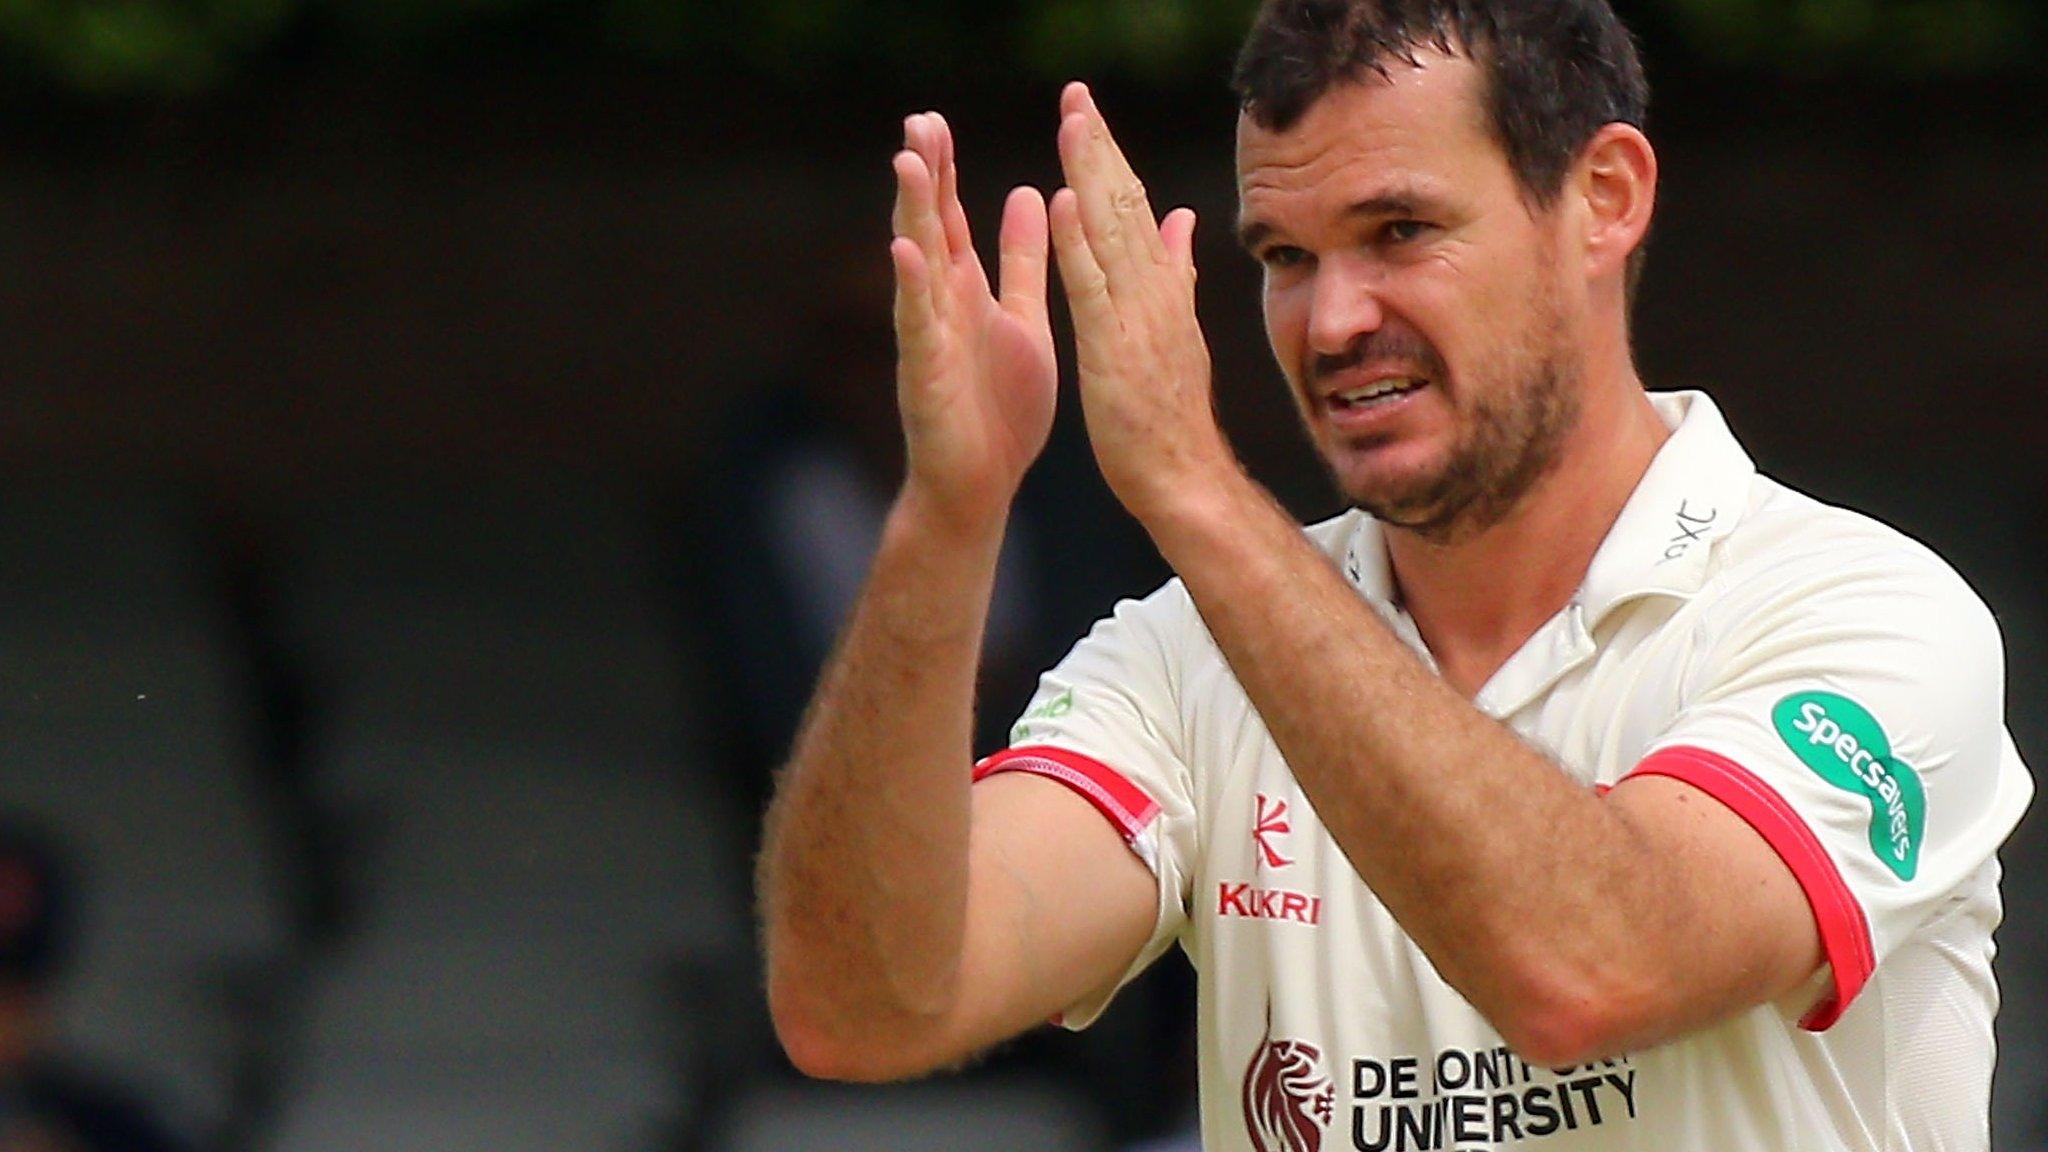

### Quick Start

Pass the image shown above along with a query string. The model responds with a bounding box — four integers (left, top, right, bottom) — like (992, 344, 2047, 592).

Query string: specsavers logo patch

(1773, 692, 1925, 881)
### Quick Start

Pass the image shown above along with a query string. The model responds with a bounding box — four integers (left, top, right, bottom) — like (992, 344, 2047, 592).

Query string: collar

(1341, 390, 1757, 624)
(1576, 390, 1757, 626)
(1340, 513, 1398, 607)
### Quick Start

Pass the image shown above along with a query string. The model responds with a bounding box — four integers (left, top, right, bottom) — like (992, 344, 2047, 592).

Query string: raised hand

(890, 112, 1058, 532)
(1048, 82, 1234, 525)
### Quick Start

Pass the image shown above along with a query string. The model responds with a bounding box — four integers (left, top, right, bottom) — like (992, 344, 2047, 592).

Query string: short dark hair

(1232, 0, 1649, 208)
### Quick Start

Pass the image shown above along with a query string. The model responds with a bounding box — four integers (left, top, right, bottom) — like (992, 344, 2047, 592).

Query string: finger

(890, 234, 940, 374)
(890, 130, 913, 238)
(1058, 79, 1091, 121)
(997, 185, 1050, 328)
(1070, 84, 1168, 265)
(1074, 86, 1168, 267)
(903, 112, 988, 300)
(1055, 84, 1169, 285)
(892, 144, 953, 320)
(1160, 207, 1199, 285)
(928, 112, 980, 269)
(1049, 186, 1117, 342)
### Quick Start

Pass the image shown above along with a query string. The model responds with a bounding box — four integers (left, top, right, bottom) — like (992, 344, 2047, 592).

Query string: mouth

(1327, 376, 1428, 411)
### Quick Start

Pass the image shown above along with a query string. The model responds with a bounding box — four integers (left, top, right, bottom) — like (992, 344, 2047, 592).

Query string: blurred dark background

(1, 1, 2042, 1150)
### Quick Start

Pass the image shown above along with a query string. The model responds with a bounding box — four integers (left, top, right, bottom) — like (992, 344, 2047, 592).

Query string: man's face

(1236, 51, 1586, 541)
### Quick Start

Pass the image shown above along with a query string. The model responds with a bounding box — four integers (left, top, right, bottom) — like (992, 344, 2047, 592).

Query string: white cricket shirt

(977, 392, 2033, 1152)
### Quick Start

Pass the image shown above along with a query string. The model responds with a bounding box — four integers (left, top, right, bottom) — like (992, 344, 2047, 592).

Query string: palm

(917, 257, 1055, 484)
(891, 113, 1056, 524)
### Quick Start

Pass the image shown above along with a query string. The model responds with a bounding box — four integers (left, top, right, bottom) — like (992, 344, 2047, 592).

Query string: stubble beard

(1333, 286, 1582, 546)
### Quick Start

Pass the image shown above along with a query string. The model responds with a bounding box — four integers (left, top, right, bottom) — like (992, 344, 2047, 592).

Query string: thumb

(1160, 207, 1198, 285)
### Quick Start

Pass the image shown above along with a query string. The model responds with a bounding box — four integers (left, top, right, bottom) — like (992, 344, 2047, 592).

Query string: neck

(1385, 381, 1669, 697)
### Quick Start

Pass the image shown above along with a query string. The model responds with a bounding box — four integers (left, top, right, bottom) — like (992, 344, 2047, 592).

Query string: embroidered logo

(1218, 883, 1323, 925)
(1009, 688, 1074, 743)
(1254, 793, 1294, 869)
(1243, 1014, 1334, 1152)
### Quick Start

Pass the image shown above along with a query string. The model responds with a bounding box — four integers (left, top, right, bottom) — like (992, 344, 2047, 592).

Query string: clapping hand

(889, 112, 1059, 533)
(1048, 82, 1233, 526)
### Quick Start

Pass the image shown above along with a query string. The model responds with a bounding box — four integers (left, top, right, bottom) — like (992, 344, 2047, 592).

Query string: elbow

(767, 985, 845, 1081)
(1493, 1005, 1612, 1071)
(767, 975, 955, 1084)
(771, 1009, 884, 1083)
(1483, 961, 1660, 1069)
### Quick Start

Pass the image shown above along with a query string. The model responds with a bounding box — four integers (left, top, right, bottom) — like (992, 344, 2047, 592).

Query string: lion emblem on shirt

(1242, 1016, 1334, 1152)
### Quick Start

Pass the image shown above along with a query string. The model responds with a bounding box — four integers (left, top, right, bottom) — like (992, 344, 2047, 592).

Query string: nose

(1306, 256, 1384, 358)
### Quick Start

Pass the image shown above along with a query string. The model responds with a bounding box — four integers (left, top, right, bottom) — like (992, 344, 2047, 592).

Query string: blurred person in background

(0, 820, 189, 1152)
(758, 1, 2033, 1150)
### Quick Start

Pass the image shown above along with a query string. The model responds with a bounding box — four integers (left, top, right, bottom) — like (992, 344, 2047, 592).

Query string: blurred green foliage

(0, 0, 2039, 96)
(0, 0, 292, 93)
(1658, 0, 2039, 73)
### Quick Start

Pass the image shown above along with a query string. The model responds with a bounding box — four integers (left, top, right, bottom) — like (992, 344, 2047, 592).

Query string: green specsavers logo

(1773, 692, 1925, 881)
(1011, 688, 1074, 743)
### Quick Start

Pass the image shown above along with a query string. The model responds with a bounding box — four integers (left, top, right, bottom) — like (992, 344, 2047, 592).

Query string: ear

(1572, 123, 1657, 286)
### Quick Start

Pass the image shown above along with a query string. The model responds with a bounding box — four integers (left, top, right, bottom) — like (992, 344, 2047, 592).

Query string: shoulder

(1104, 508, 1363, 637)
(1704, 475, 1999, 646)
(1671, 475, 2012, 767)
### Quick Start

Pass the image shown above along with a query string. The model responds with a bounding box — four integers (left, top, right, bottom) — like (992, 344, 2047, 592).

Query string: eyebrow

(1235, 192, 1434, 253)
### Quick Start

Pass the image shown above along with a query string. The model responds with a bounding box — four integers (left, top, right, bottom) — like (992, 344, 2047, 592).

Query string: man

(758, 1, 2035, 1148)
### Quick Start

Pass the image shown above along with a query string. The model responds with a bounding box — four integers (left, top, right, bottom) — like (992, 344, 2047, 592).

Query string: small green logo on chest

(1011, 688, 1074, 743)
(1773, 692, 1924, 881)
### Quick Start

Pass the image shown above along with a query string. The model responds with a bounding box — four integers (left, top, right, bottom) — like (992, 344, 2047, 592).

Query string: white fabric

(988, 392, 2033, 1152)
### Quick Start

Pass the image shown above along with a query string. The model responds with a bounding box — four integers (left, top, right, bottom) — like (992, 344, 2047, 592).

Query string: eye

(1381, 219, 1431, 245)
(1259, 245, 1311, 271)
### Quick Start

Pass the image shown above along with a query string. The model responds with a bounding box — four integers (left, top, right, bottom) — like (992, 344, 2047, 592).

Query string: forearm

(1145, 475, 1682, 1057)
(759, 486, 1005, 1064)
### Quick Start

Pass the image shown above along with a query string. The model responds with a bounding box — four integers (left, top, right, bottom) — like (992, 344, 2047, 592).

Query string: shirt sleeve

(1627, 539, 2032, 1030)
(974, 582, 1200, 1029)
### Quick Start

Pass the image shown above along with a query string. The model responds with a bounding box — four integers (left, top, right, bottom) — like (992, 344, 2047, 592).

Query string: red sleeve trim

(974, 745, 1161, 843)
(1625, 745, 1876, 1031)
